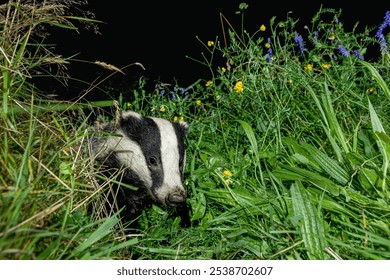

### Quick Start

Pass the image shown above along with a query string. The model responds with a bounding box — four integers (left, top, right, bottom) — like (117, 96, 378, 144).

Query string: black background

(44, 1, 390, 100)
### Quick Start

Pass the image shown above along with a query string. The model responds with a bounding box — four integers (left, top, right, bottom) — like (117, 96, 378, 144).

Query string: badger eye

(148, 156, 158, 167)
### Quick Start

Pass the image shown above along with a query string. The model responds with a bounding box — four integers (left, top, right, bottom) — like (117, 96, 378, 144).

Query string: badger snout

(166, 189, 186, 206)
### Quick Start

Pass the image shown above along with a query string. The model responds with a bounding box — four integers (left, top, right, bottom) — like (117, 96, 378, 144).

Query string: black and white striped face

(92, 111, 188, 207)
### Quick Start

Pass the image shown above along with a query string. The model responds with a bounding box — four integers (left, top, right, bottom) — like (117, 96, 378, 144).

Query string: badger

(90, 110, 189, 226)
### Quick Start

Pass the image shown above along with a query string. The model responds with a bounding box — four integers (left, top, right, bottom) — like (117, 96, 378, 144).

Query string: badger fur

(90, 110, 189, 225)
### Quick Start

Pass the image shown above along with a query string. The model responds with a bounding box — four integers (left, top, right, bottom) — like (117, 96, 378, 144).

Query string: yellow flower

(207, 41, 214, 47)
(205, 80, 213, 87)
(328, 35, 336, 41)
(221, 67, 226, 73)
(304, 64, 313, 71)
(265, 42, 271, 49)
(368, 87, 376, 94)
(259, 24, 266, 31)
(173, 115, 184, 122)
(321, 63, 331, 69)
(223, 170, 232, 177)
(196, 99, 202, 106)
(234, 81, 244, 93)
(159, 105, 166, 112)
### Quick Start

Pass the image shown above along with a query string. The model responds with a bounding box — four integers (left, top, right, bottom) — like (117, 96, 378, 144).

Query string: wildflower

(259, 24, 266, 31)
(223, 170, 233, 177)
(368, 87, 376, 94)
(353, 50, 364, 60)
(159, 89, 165, 96)
(376, 11, 390, 52)
(205, 80, 213, 87)
(207, 41, 214, 47)
(338, 45, 350, 57)
(173, 115, 184, 122)
(221, 67, 226, 73)
(313, 30, 319, 43)
(266, 38, 273, 63)
(294, 31, 305, 53)
(222, 169, 233, 185)
(321, 63, 331, 69)
(196, 99, 202, 106)
(159, 105, 166, 112)
(267, 47, 273, 63)
(304, 64, 313, 71)
(328, 34, 336, 41)
(175, 87, 189, 99)
(169, 92, 176, 99)
(234, 81, 244, 93)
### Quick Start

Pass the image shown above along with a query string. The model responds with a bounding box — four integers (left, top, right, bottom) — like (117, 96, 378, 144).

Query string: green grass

(1, 2, 389, 260)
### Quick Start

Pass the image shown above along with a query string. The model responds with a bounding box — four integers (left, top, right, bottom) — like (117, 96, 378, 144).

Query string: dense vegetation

(1, 1, 389, 259)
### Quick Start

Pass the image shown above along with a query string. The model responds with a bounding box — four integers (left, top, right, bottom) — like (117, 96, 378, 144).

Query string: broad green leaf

(302, 143, 350, 185)
(290, 182, 328, 259)
(189, 191, 206, 221)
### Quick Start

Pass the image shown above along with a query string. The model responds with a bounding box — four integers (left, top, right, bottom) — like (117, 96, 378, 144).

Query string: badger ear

(177, 120, 189, 135)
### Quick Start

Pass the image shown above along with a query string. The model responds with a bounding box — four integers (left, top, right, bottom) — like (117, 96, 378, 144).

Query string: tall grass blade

(360, 60, 390, 101)
(70, 214, 120, 259)
(321, 82, 350, 154)
(237, 120, 264, 186)
(368, 99, 390, 195)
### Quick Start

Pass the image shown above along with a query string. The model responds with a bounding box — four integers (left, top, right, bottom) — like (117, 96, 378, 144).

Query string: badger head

(91, 111, 188, 208)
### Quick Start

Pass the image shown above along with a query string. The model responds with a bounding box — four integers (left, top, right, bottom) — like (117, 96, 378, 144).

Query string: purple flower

(159, 89, 165, 96)
(313, 31, 319, 43)
(267, 48, 273, 63)
(179, 87, 189, 99)
(376, 11, 390, 52)
(353, 50, 364, 60)
(294, 31, 305, 54)
(266, 38, 273, 63)
(338, 45, 350, 57)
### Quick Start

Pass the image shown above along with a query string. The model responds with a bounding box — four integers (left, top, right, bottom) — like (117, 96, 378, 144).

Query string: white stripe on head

(104, 128, 153, 189)
(151, 117, 184, 203)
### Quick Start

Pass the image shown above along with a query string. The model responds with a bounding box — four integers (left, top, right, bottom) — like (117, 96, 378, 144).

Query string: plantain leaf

(290, 182, 328, 259)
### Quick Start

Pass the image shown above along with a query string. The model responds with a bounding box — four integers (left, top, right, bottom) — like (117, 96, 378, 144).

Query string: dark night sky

(48, 0, 389, 100)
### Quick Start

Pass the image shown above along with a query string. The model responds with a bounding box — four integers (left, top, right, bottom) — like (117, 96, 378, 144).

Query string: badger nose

(167, 192, 186, 205)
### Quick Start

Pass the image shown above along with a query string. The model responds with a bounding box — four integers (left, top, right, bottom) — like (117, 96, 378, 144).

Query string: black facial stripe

(172, 122, 188, 176)
(120, 114, 164, 190)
